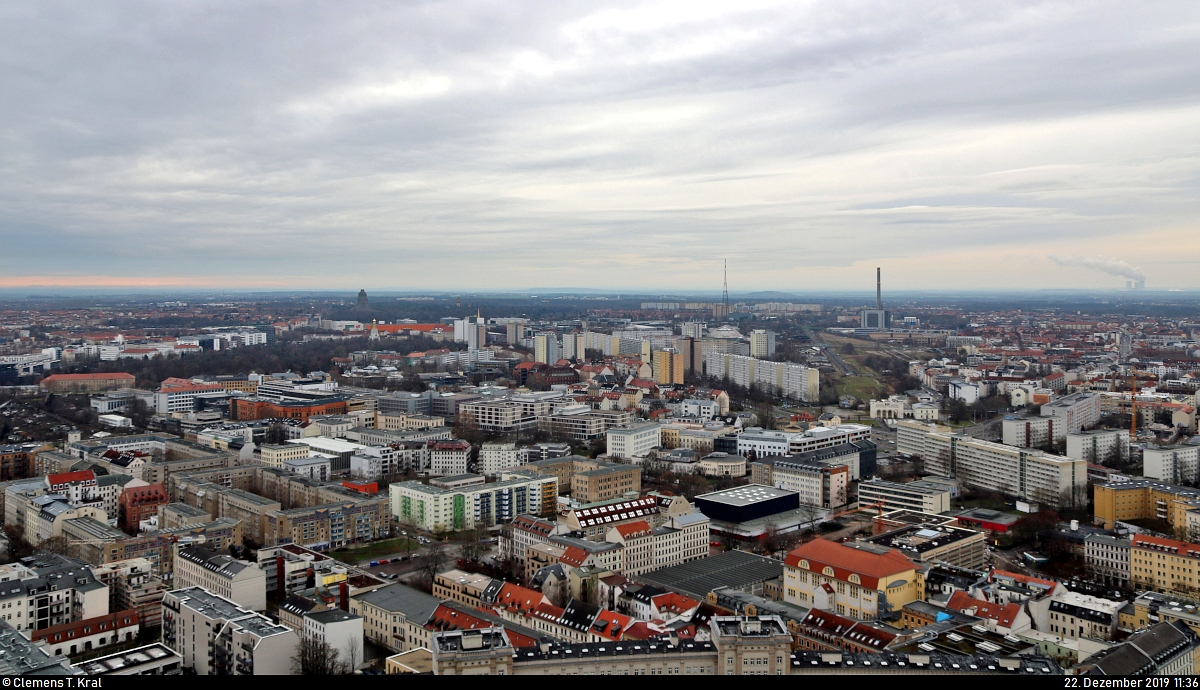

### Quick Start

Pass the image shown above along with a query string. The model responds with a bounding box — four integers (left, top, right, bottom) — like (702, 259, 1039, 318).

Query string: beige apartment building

(258, 443, 309, 469)
(432, 570, 494, 606)
(174, 545, 267, 611)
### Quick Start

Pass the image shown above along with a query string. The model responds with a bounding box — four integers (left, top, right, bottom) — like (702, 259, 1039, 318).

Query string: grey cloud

(1, 1, 1199, 288)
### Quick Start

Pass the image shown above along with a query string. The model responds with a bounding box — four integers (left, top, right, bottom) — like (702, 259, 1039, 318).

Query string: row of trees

(64, 334, 458, 388)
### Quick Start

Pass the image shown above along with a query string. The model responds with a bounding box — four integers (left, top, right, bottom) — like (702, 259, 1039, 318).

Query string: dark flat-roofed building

(695, 484, 799, 524)
(636, 550, 784, 601)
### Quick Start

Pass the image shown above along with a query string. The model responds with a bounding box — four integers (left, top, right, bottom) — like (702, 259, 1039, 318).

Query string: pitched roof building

(783, 538, 924, 622)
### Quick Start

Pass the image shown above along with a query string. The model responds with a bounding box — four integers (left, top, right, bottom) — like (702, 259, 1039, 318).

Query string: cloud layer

(2, 1, 1199, 291)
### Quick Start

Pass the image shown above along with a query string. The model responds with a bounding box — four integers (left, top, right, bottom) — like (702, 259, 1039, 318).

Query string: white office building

(787, 425, 873, 455)
(162, 587, 298, 676)
(1144, 445, 1200, 484)
(857, 479, 953, 514)
(1002, 416, 1066, 448)
(1040, 392, 1102, 434)
(1066, 429, 1131, 464)
(680, 399, 720, 421)
(303, 609, 365, 670)
(479, 443, 521, 478)
(605, 423, 662, 460)
(736, 428, 800, 458)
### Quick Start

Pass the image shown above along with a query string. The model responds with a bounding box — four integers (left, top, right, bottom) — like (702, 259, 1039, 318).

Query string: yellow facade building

(783, 538, 924, 621)
(653, 350, 685, 386)
(1094, 479, 1200, 530)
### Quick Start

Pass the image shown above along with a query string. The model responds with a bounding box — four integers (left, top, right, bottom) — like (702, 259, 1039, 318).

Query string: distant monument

(355, 289, 370, 312)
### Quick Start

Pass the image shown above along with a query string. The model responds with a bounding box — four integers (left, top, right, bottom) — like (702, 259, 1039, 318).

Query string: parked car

(378, 559, 390, 565)
(369, 561, 380, 567)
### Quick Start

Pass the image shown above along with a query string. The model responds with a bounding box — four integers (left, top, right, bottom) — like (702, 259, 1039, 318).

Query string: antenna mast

(723, 260, 730, 319)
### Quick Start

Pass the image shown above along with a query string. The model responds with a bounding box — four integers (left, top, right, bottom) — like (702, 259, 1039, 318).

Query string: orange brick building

(230, 398, 348, 422)
(119, 483, 170, 534)
(39, 373, 136, 393)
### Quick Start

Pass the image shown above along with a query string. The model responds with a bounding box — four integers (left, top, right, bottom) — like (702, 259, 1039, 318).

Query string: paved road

(806, 329, 856, 376)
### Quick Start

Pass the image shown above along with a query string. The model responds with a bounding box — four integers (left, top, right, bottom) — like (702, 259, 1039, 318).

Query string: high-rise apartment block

(705, 353, 818, 402)
(653, 349, 685, 385)
(534, 333, 562, 364)
(897, 420, 1086, 508)
(749, 330, 776, 358)
(562, 332, 586, 361)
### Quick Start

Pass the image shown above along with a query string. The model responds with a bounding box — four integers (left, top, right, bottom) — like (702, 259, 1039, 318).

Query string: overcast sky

(2, 1, 1199, 292)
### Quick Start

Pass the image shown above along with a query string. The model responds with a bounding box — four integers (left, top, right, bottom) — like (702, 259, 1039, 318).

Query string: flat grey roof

(636, 550, 784, 601)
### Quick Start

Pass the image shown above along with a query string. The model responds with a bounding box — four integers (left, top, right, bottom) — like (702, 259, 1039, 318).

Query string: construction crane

(1129, 373, 1139, 440)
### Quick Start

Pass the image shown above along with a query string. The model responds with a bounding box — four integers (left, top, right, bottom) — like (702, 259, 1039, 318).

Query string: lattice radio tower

(723, 260, 730, 319)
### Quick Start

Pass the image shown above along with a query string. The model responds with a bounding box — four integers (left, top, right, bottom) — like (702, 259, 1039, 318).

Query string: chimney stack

(876, 267, 882, 309)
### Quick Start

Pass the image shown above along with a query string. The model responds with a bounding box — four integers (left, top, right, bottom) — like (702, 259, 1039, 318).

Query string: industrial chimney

(876, 267, 882, 309)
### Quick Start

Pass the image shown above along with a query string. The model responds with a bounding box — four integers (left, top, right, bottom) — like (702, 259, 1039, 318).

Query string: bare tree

(760, 521, 782, 556)
(37, 536, 74, 558)
(797, 499, 823, 532)
(345, 636, 361, 672)
(265, 422, 288, 445)
(458, 525, 486, 566)
(418, 541, 448, 591)
(718, 529, 738, 553)
(292, 634, 348, 675)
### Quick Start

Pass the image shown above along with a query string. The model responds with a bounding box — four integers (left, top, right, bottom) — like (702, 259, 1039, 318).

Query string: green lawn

(332, 537, 419, 563)
(837, 376, 884, 401)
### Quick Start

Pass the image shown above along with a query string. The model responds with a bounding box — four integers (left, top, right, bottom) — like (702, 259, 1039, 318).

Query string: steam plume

(1048, 254, 1144, 281)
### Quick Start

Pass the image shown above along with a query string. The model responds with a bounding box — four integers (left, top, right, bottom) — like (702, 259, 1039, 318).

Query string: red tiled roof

(1132, 534, 1200, 557)
(532, 602, 565, 622)
(591, 609, 633, 641)
(989, 569, 1059, 589)
(800, 608, 857, 635)
(613, 520, 652, 539)
(622, 621, 661, 640)
(947, 591, 1022, 628)
(559, 547, 590, 568)
(799, 609, 897, 651)
(785, 538, 919, 590)
(511, 515, 554, 537)
(650, 592, 699, 616)
(47, 470, 95, 486)
(425, 604, 538, 648)
(373, 324, 447, 333)
(31, 610, 138, 643)
(493, 582, 547, 616)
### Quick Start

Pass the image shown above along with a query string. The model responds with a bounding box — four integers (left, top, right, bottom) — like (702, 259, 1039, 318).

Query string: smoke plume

(1048, 254, 1145, 281)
